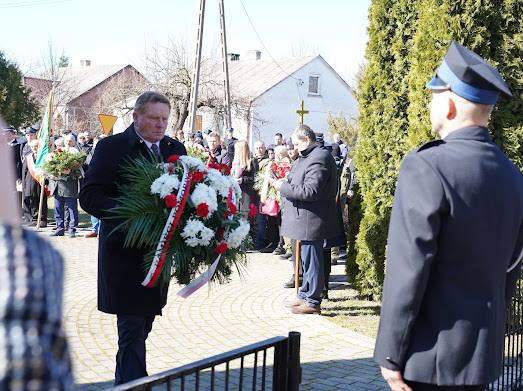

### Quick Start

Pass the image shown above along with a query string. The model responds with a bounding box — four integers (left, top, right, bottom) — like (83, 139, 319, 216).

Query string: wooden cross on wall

(296, 100, 309, 124)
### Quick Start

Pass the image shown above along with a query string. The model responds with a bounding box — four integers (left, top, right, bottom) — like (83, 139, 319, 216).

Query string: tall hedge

(349, 0, 523, 299)
(347, 0, 420, 299)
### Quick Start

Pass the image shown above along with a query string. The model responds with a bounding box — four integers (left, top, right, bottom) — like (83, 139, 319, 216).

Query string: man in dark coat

(21, 138, 48, 227)
(273, 124, 338, 314)
(375, 41, 523, 391)
(79, 91, 186, 385)
(3, 126, 23, 186)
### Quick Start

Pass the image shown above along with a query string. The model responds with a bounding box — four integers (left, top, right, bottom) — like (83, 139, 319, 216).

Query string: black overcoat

(79, 124, 186, 316)
(279, 143, 338, 241)
(374, 126, 523, 386)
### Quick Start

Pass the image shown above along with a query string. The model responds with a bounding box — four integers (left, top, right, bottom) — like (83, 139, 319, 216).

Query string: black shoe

(259, 245, 276, 253)
(38, 222, 48, 228)
(273, 247, 286, 255)
(69, 231, 76, 238)
(337, 252, 348, 261)
(50, 231, 64, 237)
(283, 277, 303, 289)
(279, 253, 292, 260)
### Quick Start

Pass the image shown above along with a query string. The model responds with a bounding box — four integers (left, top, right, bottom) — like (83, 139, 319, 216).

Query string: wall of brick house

(66, 66, 146, 133)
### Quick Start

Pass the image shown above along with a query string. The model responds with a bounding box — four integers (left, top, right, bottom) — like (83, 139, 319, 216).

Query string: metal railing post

(273, 340, 289, 391)
(287, 332, 301, 391)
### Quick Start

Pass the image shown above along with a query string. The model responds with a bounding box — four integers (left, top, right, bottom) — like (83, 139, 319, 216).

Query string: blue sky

(0, 0, 370, 84)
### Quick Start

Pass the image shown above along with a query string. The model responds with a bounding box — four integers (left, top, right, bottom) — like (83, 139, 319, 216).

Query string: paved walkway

(43, 229, 387, 390)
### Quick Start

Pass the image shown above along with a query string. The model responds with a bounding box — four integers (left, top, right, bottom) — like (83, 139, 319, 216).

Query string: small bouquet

(186, 144, 210, 164)
(109, 154, 252, 291)
(42, 148, 87, 178)
(254, 160, 292, 216)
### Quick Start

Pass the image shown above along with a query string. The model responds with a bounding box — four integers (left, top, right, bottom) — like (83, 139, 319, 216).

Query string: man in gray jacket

(375, 41, 523, 390)
(273, 124, 338, 314)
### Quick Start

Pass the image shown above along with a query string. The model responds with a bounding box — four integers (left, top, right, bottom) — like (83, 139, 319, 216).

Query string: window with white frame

(308, 75, 320, 95)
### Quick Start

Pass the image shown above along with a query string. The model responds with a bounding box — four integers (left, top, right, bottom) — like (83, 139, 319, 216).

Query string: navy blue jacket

(374, 126, 523, 385)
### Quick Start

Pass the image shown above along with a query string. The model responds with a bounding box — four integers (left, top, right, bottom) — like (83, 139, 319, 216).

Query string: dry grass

(321, 285, 381, 338)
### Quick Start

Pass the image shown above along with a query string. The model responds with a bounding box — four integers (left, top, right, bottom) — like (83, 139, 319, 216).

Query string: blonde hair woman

(231, 140, 259, 214)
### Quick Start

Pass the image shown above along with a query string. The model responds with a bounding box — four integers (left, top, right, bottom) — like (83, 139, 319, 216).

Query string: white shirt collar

(134, 127, 160, 150)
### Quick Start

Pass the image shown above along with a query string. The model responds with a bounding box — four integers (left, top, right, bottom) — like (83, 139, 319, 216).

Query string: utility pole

(219, 0, 232, 133)
(187, 0, 206, 134)
(188, 0, 232, 136)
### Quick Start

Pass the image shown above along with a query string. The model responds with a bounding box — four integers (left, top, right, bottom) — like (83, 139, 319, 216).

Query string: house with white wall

(189, 52, 358, 146)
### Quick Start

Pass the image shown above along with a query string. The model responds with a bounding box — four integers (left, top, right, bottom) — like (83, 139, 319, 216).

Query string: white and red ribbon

(141, 161, 192, 288)
(176, 254, 222, 298)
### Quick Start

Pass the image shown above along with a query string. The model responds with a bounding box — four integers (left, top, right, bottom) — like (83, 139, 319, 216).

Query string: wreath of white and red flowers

(109, 153, 256, 292)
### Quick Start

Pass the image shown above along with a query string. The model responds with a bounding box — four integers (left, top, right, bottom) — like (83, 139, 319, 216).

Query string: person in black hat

(374, 41, 523, 391)
(3, 126, 23, 186)
(20, 126, 38, 160)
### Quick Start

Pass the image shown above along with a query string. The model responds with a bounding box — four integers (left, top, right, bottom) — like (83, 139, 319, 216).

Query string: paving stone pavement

(42, 229, 388, 391)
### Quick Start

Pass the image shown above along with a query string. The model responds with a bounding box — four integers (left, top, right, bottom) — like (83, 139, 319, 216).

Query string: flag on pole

(35, 88, 54, 169)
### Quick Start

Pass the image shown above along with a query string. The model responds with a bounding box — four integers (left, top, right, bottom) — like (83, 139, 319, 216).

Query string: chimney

(245, 50, 262, 60)
(228, 53, 240, 61)
(80, 59, 91, 67)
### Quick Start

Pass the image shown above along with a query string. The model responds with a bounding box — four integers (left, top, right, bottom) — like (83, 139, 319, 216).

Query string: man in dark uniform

(375, 41, 523, 390)
(79, 91, 186, 385)
(3, 126, 23, 187)
(273, 124, 339, 314)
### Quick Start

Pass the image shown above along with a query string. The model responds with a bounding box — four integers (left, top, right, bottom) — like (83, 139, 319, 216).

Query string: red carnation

(248, 203, 257, 220)
(208, 162, 220, 170)
(215, 242, 228, 254)
(219, 164, 231, 176)
(56, 148, 63, 153)
(164, 194, 178, 208)
(167, 155, 180, 163)
(192, 170, 205, 183)
(195, 202, 209, 218)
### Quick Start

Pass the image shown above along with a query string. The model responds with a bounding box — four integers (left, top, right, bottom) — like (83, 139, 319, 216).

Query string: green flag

(35, 89, 54, 168)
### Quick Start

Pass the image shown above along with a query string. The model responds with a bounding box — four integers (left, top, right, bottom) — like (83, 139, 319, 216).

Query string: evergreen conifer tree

(349, 0, 522, 298)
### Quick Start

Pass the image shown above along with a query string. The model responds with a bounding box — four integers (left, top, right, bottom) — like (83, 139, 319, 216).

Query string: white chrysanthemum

(150, 173, 180, 198)
(180, 155, 206, 170)
(181, 219, 215, 247)
(226, 175, 242, 202)
(225, 219, 250, 248)
(190, 183, 218, 216)
(206, 169, 231, 198)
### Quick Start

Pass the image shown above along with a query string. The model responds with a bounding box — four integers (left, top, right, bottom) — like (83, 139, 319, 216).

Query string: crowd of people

(164, 125, 356, 304)
(2, 126, 106, 238)
(2, 41, 523, 391)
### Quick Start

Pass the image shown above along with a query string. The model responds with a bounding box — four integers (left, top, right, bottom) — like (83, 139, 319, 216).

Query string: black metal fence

(112, 331, 301, 391)
(487, 276, 523, 390)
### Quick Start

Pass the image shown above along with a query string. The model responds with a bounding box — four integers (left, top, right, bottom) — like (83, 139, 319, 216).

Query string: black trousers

(405, 381, 484, 391)
(115, 314, 155, 385)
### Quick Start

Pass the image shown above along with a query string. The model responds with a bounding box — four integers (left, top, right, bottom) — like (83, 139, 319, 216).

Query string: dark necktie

(150, 143, 161, 159)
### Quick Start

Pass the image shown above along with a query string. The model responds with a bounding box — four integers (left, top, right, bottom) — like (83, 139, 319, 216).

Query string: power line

(237, 0, 301, 82)
(0, 0, 72, 9)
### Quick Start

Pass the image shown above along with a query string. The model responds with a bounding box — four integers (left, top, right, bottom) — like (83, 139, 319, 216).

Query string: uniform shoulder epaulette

(417, 139, 444, 152)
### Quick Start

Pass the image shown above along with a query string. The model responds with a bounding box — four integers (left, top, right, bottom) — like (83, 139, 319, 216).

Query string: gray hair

(254, 140, 266, 148)
(274, 145, 288, 157)
(134, 91, 171, 114)
(292, 124, 315, 143)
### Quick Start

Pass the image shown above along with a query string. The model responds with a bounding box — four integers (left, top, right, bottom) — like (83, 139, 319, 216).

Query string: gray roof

(55, 64, 136, 102)
(206, 55, 317, 100)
